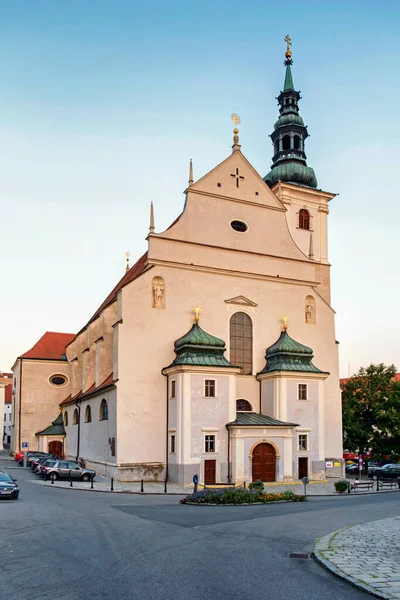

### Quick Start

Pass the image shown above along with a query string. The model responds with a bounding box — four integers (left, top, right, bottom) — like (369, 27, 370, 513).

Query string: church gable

(224, 295, 258, 307)
(190, 151, 284, 210)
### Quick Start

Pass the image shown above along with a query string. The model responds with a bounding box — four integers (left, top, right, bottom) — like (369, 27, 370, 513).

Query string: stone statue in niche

(152, 276, 165, 309)
(305, 296, 315, 324)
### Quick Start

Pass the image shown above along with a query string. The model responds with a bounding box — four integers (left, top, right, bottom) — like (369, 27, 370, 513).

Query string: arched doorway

(252, 443, 276, 482)
(48, 440, 63, 458)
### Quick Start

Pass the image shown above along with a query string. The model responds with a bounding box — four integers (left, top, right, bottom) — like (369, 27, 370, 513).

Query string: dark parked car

(368, 464, 400, 480)
(43, 460, 95, 482)
(31, 455, 59, 471)
(345, 464, 359, 474)
(0, 471, 19, 499)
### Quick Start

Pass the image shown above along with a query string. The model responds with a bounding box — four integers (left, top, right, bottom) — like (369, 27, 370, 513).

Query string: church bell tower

(264, 34, 318, 189)
(265, 36, 335, 273)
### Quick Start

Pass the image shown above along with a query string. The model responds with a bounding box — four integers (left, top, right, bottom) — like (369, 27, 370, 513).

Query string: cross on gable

(231, 167, 245, 188)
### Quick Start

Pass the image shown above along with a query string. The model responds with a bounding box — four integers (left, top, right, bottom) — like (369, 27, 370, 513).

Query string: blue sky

(1, 1, 399, 375)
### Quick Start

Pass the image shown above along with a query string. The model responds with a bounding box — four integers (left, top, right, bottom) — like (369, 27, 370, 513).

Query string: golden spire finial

(125, 251, 130, 273)
(193, 306, 201, 323)
(282, 315, 288, 331)
(231, 113, 241, 152)
(284, 34, 292, 60)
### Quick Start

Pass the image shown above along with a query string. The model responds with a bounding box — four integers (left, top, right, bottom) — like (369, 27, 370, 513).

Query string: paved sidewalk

(314, 517, 400, 599)
(27, 475, 400, 496)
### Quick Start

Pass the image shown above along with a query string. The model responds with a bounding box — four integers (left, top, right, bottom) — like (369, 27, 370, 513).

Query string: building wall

(3, 401, 12, 444)
(63, 387, 117, 476)
(11, 359, 70, 454)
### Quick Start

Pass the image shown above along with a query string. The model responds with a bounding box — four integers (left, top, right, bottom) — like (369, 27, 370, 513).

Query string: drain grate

(290, 552, 309, 559)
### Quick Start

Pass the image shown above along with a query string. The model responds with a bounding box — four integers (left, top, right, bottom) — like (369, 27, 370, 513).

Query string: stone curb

(30, 480, 185, 495)
(313, 529, 394, 600)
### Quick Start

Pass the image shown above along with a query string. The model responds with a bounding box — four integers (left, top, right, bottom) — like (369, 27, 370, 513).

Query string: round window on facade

(49, 374, 68, 386)
(231, 220, 248, 233)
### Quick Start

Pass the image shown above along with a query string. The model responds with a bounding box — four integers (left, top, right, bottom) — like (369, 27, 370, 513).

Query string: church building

(12, 39, 344, 484)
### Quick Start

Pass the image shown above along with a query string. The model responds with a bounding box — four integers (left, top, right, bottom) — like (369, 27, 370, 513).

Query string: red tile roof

(4, 384, 12, 404)
(60, 372, 116, 406)
(19, 332, 75, 361)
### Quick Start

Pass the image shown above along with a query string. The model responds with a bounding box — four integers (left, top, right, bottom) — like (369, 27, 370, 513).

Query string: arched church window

(64, 411, 68, 426)
(100, 399, 108, 421)
(73, 409, 78, 425)
(236, 399, 253, 412)
(230, 312, 253, 375)
(282, 135, 290, 150)
(85, 405, 92, 423)
(299, 209, 310, 230)
(294, 135, 300, 150)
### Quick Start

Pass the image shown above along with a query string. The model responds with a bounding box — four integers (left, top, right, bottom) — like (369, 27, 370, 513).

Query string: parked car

(368, 464, 400, 480)
(38, 459, 58, 476)
(31, 455, 59, 471)
(345, 464, 359, 474)
(42, 460, 95, 482)
(0, 471, 19, 499)
(17, 451, 44, 466)
(15, 451, 26, 461)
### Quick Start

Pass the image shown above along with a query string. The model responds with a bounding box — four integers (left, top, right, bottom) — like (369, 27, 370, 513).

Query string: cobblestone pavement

(314, 517, 400, 599)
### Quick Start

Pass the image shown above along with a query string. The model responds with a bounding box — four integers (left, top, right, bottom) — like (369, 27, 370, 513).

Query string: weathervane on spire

(125, 252, 130, 273)
(231, 113, 241, 152)
(282, 315, 289, 331)
(193, 306, 201, 323)
(284, 33, 293, 66)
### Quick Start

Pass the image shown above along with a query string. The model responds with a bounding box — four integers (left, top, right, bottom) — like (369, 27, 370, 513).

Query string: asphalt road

(1, 457, 399, 600)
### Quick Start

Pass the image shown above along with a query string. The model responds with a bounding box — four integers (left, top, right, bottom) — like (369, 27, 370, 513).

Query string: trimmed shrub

(180, 488, 306, 505)
(334, 480, 349, 493)
(248, 480, 264, 492)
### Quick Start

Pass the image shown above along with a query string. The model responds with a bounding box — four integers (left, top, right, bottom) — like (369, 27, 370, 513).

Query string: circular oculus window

(231, 220, 248, 232)
(50, 375, 68, 386)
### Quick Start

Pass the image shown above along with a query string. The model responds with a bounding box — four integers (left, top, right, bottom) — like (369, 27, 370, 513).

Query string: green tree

(342, 363, 400, 459)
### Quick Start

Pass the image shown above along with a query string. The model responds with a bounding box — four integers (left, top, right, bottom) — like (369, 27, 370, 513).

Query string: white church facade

(11, 42, 344, 484)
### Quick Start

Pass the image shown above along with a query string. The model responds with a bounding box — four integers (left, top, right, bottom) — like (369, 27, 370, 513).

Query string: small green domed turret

(264, 36, 318, 189)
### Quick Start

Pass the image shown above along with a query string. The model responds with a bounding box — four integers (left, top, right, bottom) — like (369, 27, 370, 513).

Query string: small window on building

(170, 434, 176, 453)
(298, 434, 308, 451)
(73, 409, 78, 425)
(85, 405, 92, 423)
(236, 399, 252, 412)
(171, 380, 176, 399)
(217, 182, 222, 187)
(298, 384, 308, 401)
(231, 220, 248, 233)
(100, 399, 108, 421)
(64, 411, 68, 426)
(49, 374, 68, 386)
(205, 435, 215, 453)
(298, 209, 310, 230)
(204, 380, 216, 398)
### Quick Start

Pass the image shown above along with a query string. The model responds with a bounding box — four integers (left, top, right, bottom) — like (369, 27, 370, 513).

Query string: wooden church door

(48, 441, 63, 458)
(204, 460, 216, 484)
(252, 443, 276, 482)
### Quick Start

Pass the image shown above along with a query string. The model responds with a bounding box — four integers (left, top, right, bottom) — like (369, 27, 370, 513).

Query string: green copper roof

(36, 413, 65, 436)
(258, 330, 326, 374)
(166, 323, 236, 369)
(227, 412, 297, 427)
(265, 51, 318, 190)
(274, 112, 304, 129)
(264, 162, 318, 189)
(283, 64, 294, 91)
